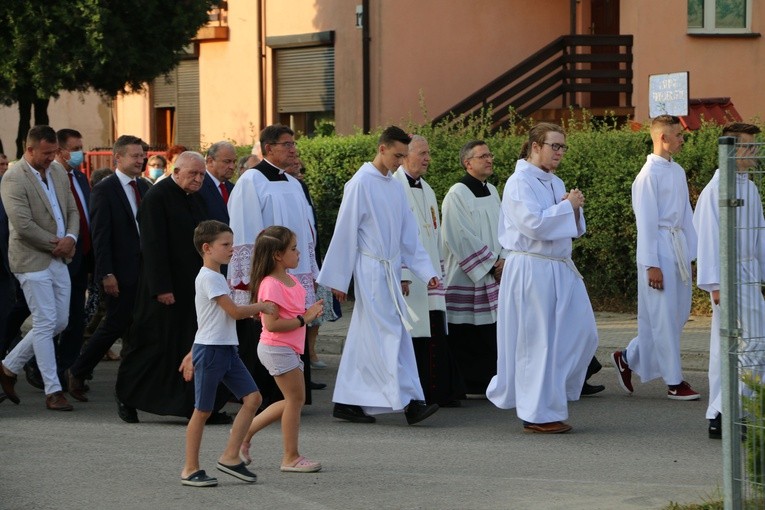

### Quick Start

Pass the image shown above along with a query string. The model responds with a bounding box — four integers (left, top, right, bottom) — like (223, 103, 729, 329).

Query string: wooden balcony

(194, 2, 229, 42)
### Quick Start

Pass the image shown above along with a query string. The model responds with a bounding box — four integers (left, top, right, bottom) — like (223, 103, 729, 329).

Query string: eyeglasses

(470, 153, 494, 160)
(271, 141, 297, 149)
(543, 142, 568, 152)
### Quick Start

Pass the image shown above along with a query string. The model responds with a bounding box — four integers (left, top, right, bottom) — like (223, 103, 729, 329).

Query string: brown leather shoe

(66, 369, 88, 402)
(523, 421, 573, 434)
(46, 391, 74, 411)
(0, 366, 20, 404)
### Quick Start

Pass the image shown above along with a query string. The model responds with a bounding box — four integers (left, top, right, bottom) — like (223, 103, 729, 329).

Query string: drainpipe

(570, 0, 577, 34)
(258, 0, 267, 130)
(362, 0, 370, 133)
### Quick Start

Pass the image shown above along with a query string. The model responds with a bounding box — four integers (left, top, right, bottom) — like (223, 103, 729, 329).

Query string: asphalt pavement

(0, 304, 721, 510)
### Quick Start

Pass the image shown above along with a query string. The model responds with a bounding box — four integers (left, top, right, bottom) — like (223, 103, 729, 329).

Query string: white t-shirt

(194, 267, 238, 345)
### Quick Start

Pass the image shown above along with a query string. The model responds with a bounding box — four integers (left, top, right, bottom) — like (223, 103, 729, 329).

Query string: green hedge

(249, 114, 762, 313)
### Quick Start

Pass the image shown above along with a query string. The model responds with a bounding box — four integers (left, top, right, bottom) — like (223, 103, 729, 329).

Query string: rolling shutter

(275, 46, 335, 113)
(176, 60, 200, 149)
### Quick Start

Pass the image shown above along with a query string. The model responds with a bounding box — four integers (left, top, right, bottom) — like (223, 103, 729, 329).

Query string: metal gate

(719, 136, 765, 508)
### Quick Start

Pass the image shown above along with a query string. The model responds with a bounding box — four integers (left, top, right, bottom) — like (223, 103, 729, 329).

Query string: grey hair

(408, 134, 427, 149)
(174, 151, 205, 172)
(206, 141, 236, 160)
(459, 140, 487, 170)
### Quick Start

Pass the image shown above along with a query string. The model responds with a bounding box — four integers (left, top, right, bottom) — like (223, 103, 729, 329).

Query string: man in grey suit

(0, 125, 79, 411)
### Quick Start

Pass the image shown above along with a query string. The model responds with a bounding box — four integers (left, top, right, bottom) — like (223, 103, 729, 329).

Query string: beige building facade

(1, 0, 760, 155)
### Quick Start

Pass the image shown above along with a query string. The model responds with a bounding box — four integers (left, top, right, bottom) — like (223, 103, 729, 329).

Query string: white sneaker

(311, 360, 327, 369)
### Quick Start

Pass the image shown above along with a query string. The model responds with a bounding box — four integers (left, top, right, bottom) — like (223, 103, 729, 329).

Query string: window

(267, 31, 335, 137)
(688, 0, 752, 34)
(151, 59, 200, 149)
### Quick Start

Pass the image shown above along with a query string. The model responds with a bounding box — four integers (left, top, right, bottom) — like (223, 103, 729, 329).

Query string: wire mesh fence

(719, 136, 765, 509)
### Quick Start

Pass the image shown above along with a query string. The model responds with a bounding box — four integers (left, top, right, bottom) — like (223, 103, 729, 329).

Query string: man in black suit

(65, 135, 148, 406)
(199, 141, 236, 224)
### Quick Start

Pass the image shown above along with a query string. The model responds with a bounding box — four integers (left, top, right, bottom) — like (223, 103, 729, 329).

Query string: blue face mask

(67, 150, 84, 168)
(149, 168, 165, 180)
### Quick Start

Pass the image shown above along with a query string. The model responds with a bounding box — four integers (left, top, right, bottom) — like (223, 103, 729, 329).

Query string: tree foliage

(0, 0, 216, 155)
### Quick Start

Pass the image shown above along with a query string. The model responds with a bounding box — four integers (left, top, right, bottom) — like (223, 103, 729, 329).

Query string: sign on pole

(648, 72, 689, 117)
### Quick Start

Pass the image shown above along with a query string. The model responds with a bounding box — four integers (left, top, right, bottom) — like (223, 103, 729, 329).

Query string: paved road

(0, 307, 721, 510)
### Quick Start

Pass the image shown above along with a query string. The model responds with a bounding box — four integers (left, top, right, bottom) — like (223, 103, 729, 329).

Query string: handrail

(432, 34, 633, 129)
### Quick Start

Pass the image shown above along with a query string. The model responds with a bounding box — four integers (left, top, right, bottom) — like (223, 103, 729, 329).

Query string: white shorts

(257, 343, 304, 376)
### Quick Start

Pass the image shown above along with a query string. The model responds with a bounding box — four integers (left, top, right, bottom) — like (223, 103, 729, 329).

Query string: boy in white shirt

(179, 220, 275, 487)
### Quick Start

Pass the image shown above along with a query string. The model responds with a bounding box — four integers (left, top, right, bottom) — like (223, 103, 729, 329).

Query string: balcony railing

(432, 35, 633, 129)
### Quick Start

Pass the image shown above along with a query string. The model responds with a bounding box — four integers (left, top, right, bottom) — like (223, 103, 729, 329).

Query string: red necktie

(128, 180, 142, 206)
(68, 172, 91, 255)
(219, 182, 229, 204)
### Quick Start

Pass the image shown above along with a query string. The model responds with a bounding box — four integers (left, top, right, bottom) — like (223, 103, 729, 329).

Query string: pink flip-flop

(280, 456, 321, 473)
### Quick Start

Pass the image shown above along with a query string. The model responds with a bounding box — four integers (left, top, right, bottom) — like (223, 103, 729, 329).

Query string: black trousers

(69, 282, 138, 380)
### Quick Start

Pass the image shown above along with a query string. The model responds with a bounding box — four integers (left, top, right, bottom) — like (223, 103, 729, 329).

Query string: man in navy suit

(199, 141, 236, 224)
(65, 135, 148, 407)
(52, 129, 93, 381)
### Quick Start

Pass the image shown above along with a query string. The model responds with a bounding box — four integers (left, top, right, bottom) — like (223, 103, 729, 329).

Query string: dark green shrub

(253, 114, 761, 312)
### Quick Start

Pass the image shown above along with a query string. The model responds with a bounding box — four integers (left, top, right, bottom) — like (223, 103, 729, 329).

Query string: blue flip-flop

(217, 461, 257, 483)
(181, 469, 218, 487)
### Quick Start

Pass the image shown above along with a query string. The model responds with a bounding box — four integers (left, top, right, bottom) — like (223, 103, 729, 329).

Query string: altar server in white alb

(227, 124, 320, 406)
(394, 135, 465, 407)
(318, 126, 440, 426)
(486, 123, 597, 434)
(441, 140, 507, 396)
(694, 122, 765, 440)
(611, 115, 699, 401)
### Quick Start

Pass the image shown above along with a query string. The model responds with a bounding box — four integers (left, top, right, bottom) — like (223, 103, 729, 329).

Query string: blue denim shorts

(192, 344, 258, 412)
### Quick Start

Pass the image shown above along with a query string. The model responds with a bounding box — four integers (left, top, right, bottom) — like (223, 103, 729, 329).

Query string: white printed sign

(648, 72, 689, 117)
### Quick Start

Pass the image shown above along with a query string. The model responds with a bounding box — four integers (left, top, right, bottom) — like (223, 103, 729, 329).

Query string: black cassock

(116, 178, 213, 417)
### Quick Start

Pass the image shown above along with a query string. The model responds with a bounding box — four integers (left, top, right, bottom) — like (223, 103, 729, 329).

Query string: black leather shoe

(333, 403, 376, 423)
(404, 400, 439, 425)
(309, 381, 327, 390)
(586, 357, 603, 379)
(207, 411, 233, 425)
(24, 362, 44, 390)
(581, 382, 606, 396)
(115, 393, 139, 423)
(709, 413, 722, 439)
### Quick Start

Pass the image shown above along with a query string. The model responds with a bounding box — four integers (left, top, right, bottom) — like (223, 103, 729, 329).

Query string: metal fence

(719, 137, 765, 509)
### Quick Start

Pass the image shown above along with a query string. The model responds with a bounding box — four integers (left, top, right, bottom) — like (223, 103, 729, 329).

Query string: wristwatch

(297, 315, 305, 327)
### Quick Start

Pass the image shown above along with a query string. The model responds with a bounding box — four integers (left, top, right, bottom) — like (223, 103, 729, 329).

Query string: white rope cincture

(359, 249, 419, 331)
(661, 226, 691, 283)
(508, 250, 583, 279)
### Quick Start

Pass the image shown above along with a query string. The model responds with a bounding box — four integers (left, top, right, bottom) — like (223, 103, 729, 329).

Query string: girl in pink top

(240, 226, 324, 473)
